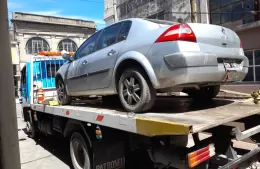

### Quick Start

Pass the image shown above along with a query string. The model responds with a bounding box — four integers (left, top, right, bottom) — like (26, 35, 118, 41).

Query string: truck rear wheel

(26, 121, 38, 139)
(57, 79, 72, 105)
(70, 132, 91, 169)
(118, 68, 156, 113)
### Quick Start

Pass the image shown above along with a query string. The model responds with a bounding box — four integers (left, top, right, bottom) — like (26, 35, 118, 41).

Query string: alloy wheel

(57, 82, 65, 101)
(122, 76, 141, 106)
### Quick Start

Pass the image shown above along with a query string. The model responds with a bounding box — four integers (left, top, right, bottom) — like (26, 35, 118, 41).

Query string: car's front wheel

(118, 68, 156, 113)
(56, 79, 72, 105)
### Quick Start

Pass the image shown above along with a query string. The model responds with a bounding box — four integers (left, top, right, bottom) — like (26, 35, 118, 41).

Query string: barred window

(26, 37, 50, 54)
(58, 39, 77, 52)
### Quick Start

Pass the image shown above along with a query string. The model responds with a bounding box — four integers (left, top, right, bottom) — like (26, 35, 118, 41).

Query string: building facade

(11, 12, 96, 97)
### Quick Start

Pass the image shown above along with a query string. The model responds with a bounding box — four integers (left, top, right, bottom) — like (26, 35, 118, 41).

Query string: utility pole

(0, 0, 21, 169)
(113, 0, 118, 23)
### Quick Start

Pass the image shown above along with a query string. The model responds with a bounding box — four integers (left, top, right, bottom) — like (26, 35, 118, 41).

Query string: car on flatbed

(56, 18, 249, 113)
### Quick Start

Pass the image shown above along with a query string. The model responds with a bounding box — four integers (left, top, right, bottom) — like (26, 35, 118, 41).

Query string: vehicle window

(117, 21, 132, 42)
(47, 64, 62, 77)
(75, 31, 101, 59)
(96, 23, 122, 51)
(21, 67, 26, 85)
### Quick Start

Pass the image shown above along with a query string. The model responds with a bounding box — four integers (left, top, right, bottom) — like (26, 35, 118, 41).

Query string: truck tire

(187, 85, 220, 101)
(57, 79, 72, 105)
(118, 68, 156, 113)
(26, 121, 38, 139)
(70, 132, 91, 169)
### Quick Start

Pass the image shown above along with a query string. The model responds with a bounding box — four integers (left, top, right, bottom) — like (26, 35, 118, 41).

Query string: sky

(7, 0, 106, 30)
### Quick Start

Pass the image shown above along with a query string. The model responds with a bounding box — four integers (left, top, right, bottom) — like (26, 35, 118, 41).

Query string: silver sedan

(56, 18, 248, 112)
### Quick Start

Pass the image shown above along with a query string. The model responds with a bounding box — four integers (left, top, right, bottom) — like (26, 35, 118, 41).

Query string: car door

(70, 30, 102, 92)
(87, 21, 132, 90)
(66, 59, 82, 92)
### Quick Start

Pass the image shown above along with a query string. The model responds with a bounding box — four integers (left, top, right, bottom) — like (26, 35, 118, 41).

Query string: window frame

(58, 39, 78, 52)
(244, 49, 260, 82)
(95, 22, 123, 51)
(74, 30, 103, 60)
(117, 20, 132, 43)
(26, 37, 50, 54)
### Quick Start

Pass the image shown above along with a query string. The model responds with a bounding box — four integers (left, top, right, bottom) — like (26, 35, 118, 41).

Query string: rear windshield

(143, 18, 178, 25)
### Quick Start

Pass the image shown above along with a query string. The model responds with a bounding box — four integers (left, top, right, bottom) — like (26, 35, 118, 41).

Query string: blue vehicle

(20, 55, 66, 104)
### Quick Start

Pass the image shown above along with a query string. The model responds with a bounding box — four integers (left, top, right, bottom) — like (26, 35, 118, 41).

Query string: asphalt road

(17, 104, 72, 169)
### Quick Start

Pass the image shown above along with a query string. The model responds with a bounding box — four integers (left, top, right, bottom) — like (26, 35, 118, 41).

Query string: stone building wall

(116, 0, 192, 23)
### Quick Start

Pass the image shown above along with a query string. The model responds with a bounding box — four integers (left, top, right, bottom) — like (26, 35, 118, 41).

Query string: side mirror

(62, 53, 73, 62)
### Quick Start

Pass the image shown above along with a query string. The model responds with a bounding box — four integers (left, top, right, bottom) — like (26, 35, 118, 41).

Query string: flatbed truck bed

(30, 97, 260, 136)
(22, 96, 260, 169)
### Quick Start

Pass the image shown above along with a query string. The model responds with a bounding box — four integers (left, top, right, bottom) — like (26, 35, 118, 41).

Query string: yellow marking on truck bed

(220, 89, 251, 96)
(136, 118, 192, 136)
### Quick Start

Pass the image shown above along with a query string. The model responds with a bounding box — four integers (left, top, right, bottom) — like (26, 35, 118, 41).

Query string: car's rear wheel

(118, 68, 156, 113)
(187, 85, 220, 101)
(57, 79, 72, 105)
(70, 132, 91, 169)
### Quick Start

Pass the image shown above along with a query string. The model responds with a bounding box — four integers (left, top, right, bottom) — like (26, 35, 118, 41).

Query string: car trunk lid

(188, 23, 241, 56)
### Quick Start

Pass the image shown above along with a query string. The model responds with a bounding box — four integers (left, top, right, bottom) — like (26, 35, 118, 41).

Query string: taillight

(155, 24, 196, 43)
(188, 144, 215, 168)
(240, 41, 243, 48)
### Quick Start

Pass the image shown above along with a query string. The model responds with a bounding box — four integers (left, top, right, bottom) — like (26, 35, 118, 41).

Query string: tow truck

(20, 54, 260, 169)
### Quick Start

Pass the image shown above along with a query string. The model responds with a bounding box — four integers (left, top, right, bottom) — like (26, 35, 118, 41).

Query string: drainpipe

(0, 0, 21, 169)
(113, 0, 118, 23)
(190, 0, 197, 23)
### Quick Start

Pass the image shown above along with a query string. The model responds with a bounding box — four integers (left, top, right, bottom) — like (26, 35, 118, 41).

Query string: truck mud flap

(92, 140, 125, 169)
(219, 148, 260, 169)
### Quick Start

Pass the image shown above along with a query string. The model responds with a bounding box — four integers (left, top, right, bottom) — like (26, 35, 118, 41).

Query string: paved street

(16, 104, 72, 169)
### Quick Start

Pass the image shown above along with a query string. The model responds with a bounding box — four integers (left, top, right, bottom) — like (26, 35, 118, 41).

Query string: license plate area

(223, 60, 239, 71)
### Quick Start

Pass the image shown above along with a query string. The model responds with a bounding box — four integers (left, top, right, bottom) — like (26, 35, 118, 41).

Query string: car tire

(187, 85, 220, 101)
(56, 79, 72, 105)
(118, 68, 156, 113)
(70, 132, 91, 169)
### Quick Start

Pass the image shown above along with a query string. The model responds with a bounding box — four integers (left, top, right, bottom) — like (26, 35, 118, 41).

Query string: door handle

(82, 60, 88, 65)
(107, 49, 116, 56)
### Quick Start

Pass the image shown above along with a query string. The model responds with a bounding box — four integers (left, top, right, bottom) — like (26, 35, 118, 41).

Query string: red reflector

(96, 115, 104, 122)
(155, 24, 196, 43)
(66, 110, 70, 115)
(188, 144, 215, 168)
(240, 41, 243, 48)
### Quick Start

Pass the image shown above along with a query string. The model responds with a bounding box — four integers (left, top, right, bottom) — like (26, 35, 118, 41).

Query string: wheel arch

(63, 119, 92, 147)
(113, 51, 160, 91)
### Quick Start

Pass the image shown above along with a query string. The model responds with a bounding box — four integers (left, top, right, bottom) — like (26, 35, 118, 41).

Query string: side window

(21, 67, 26, 85)
(96, 23, 122, 51)
(75, 31, 101, 59)
(117, 21, 132, 42)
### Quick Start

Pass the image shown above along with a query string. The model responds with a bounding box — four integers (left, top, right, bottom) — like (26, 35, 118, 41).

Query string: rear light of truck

(188, 144, 215, 168)
(155, 24, 196, 43)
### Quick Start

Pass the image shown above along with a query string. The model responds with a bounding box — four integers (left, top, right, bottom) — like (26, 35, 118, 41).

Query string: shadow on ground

(22, 129, 73, 169)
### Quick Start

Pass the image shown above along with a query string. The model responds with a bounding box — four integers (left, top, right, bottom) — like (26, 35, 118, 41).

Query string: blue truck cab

(20, 56, 66, 104)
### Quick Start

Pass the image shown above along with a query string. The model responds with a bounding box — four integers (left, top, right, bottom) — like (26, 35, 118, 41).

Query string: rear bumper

(154, 52, 249, 89)
(164, 52, 249, 68)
